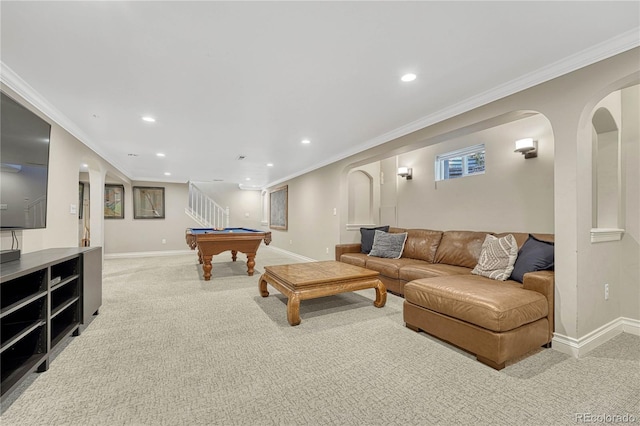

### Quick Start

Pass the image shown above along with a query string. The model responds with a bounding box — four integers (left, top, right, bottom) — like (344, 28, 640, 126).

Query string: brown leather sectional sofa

(335, 228, 554, 370)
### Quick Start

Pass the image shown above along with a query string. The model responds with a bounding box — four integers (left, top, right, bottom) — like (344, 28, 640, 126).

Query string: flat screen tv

(1, 91, 51, 230)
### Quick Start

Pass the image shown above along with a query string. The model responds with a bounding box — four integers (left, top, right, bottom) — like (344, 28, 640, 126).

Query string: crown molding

(264, 28, 640, 189)
(0, 61, 133, 180)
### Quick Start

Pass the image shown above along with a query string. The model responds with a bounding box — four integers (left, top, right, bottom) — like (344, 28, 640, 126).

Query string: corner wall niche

(346, 168, 376, 230)
(591, 91, 625, 243)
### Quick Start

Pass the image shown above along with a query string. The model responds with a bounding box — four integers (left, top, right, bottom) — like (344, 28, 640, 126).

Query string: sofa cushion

(471, 234, 518, 281)
(434, 231, 493, 268)
(364, 257, 421, 280)
(405, 275, 548, 332)
(360, 226, 390, 254)
(399, 263, 471, 281)
(339, 252, 368, 268)
(369, 230, 408, 259)
(402, 229, 443, 263)
(510, 235, 555, 283)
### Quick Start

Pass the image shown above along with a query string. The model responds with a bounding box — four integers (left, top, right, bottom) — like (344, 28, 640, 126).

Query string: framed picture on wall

(79, 182, 85, 219)
(269, 185, 287, 230)
(104, 184, 124, 219)
(133, 186, 165, 219)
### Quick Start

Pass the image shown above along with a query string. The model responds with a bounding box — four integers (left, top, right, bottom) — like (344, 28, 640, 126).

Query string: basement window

(435, 144, 485, 181)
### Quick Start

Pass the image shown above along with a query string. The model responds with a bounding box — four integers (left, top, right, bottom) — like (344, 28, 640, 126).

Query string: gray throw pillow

(471, 234, 518, 281)
(368, 230, 408, 259)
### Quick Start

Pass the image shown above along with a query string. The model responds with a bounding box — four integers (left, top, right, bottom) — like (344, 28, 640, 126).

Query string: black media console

(0, 247, 102, 401)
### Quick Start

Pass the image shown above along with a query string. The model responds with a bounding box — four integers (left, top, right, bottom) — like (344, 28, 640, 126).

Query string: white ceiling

(1, 2, 639, 188)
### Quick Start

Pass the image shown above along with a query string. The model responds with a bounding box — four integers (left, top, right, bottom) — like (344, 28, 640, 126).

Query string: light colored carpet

(1, 247, 638, 425)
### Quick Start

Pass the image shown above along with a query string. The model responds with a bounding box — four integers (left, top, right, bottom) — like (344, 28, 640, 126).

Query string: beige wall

(103, 181, 201, 254)
(267, 162, 343, 261)
(392, 113, 554, 233)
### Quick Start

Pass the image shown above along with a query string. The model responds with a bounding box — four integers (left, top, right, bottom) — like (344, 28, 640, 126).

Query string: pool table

(185, 228, 272, 280)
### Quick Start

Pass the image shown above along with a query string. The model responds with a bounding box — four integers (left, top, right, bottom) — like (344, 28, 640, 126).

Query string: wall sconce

(514, 138, 538, 159)
(397, 166, 413, 179)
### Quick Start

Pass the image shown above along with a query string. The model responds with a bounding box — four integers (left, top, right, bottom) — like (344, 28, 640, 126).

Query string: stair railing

(186, 182, 229, 228)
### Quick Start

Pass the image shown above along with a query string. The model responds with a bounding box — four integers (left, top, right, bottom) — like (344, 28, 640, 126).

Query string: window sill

(590, 228, 624, 243)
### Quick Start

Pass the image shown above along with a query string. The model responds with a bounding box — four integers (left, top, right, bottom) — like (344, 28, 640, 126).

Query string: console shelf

(0, 247, 101, 401)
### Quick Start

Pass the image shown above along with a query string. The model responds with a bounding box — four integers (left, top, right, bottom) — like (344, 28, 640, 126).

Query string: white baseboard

(105, 249, 194, 259)
(552, 317, 640, 357)
(263, 245, 316, 262)
(105, 244, 317, 263)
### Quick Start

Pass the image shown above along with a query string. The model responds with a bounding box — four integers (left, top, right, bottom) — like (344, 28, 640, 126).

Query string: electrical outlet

(289, 240, 292, 245)
(604, 283, 609, 300)
(325, 247, 329, 254)
(162, 239, 166, 244)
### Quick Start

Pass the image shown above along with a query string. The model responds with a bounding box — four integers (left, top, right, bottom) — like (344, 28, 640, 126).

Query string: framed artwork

(104, 184, 124, 219)
(269, 185, 288, 230)
(78, 182, 85, 219)
(133, 186, 165, 219)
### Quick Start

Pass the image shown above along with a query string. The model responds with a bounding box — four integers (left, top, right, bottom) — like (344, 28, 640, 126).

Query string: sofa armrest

(522, 270, 555, 337)
(335, 243, 361, 261)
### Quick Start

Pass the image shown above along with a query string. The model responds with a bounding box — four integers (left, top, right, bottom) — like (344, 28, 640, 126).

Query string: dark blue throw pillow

(510, 234, 555, 283)
(360, 226, 390, 254)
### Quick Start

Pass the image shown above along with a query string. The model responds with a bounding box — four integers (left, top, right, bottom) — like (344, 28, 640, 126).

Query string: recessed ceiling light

(267, 163, 274, 167)
(245, 177, 251, 181)
(164, 172, 171, 176)
(156, 153, 165, 157)
(401, 73, 417, 82)
(301, 139, 311, 144)
(81, 163, 88, 168)
(142, 116, 156, 122)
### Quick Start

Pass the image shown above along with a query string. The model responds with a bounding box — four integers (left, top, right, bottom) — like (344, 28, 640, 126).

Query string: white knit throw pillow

(471, 234, 518, 281)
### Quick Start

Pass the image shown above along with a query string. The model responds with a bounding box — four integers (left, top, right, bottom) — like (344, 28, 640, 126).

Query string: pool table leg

(231, 250, 238, 262)
(246, 253, 256, 276)
(197, 247, 203, 264)
(202, 255, 213, 281)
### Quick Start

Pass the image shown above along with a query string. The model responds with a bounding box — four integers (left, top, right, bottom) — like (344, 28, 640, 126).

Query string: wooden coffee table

(259, 261, 386, 326)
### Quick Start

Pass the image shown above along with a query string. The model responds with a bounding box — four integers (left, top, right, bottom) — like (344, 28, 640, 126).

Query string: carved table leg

(246, 253, 256, 276)
(202, 255, 213, 281)
(286, 293, 301, 326)
(259, 275, 269, 297)
(197, 248, 203, 264)
(373, 281, 387, 308)
(231, 250, 238, 262)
